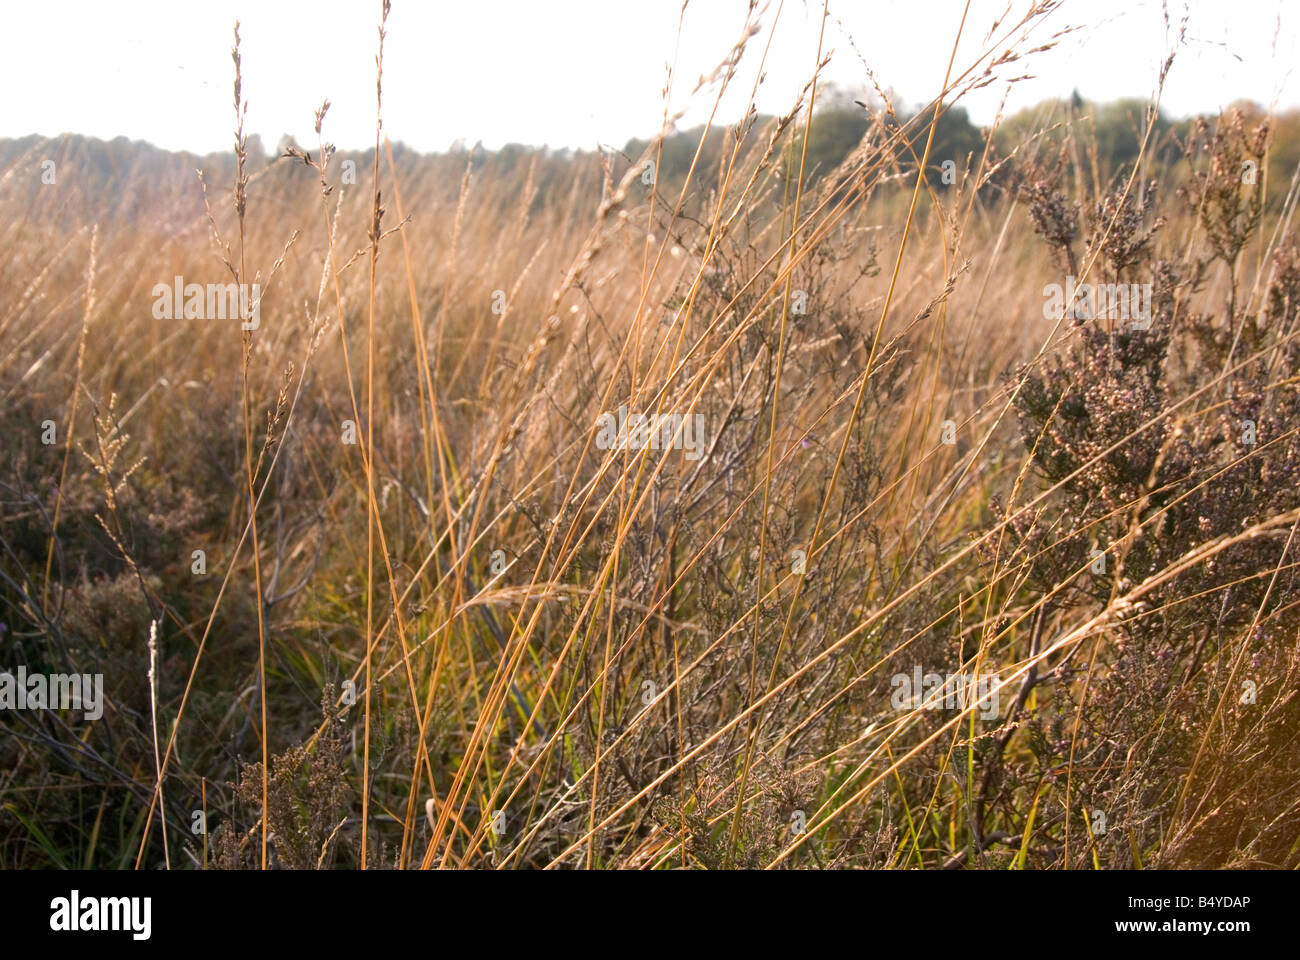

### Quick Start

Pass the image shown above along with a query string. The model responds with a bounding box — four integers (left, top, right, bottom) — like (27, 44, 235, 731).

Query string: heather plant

(1004, 112, 1300, 866)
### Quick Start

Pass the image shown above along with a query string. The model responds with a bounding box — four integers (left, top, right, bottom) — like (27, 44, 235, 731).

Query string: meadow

(2, 0, 1299, 869)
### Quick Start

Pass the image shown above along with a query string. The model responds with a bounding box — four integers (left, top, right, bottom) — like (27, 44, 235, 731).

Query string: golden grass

(3, 0, 1300, 870)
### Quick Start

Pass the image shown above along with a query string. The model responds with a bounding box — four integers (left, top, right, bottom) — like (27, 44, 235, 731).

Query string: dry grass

(2, 0, 1299, 870)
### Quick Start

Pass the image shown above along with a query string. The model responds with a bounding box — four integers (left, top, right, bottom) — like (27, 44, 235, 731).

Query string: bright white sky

(3, 0, 1297, 155)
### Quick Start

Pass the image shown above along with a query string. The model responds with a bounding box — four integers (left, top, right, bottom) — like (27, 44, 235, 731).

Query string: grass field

(3, 0, 1300, 870)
